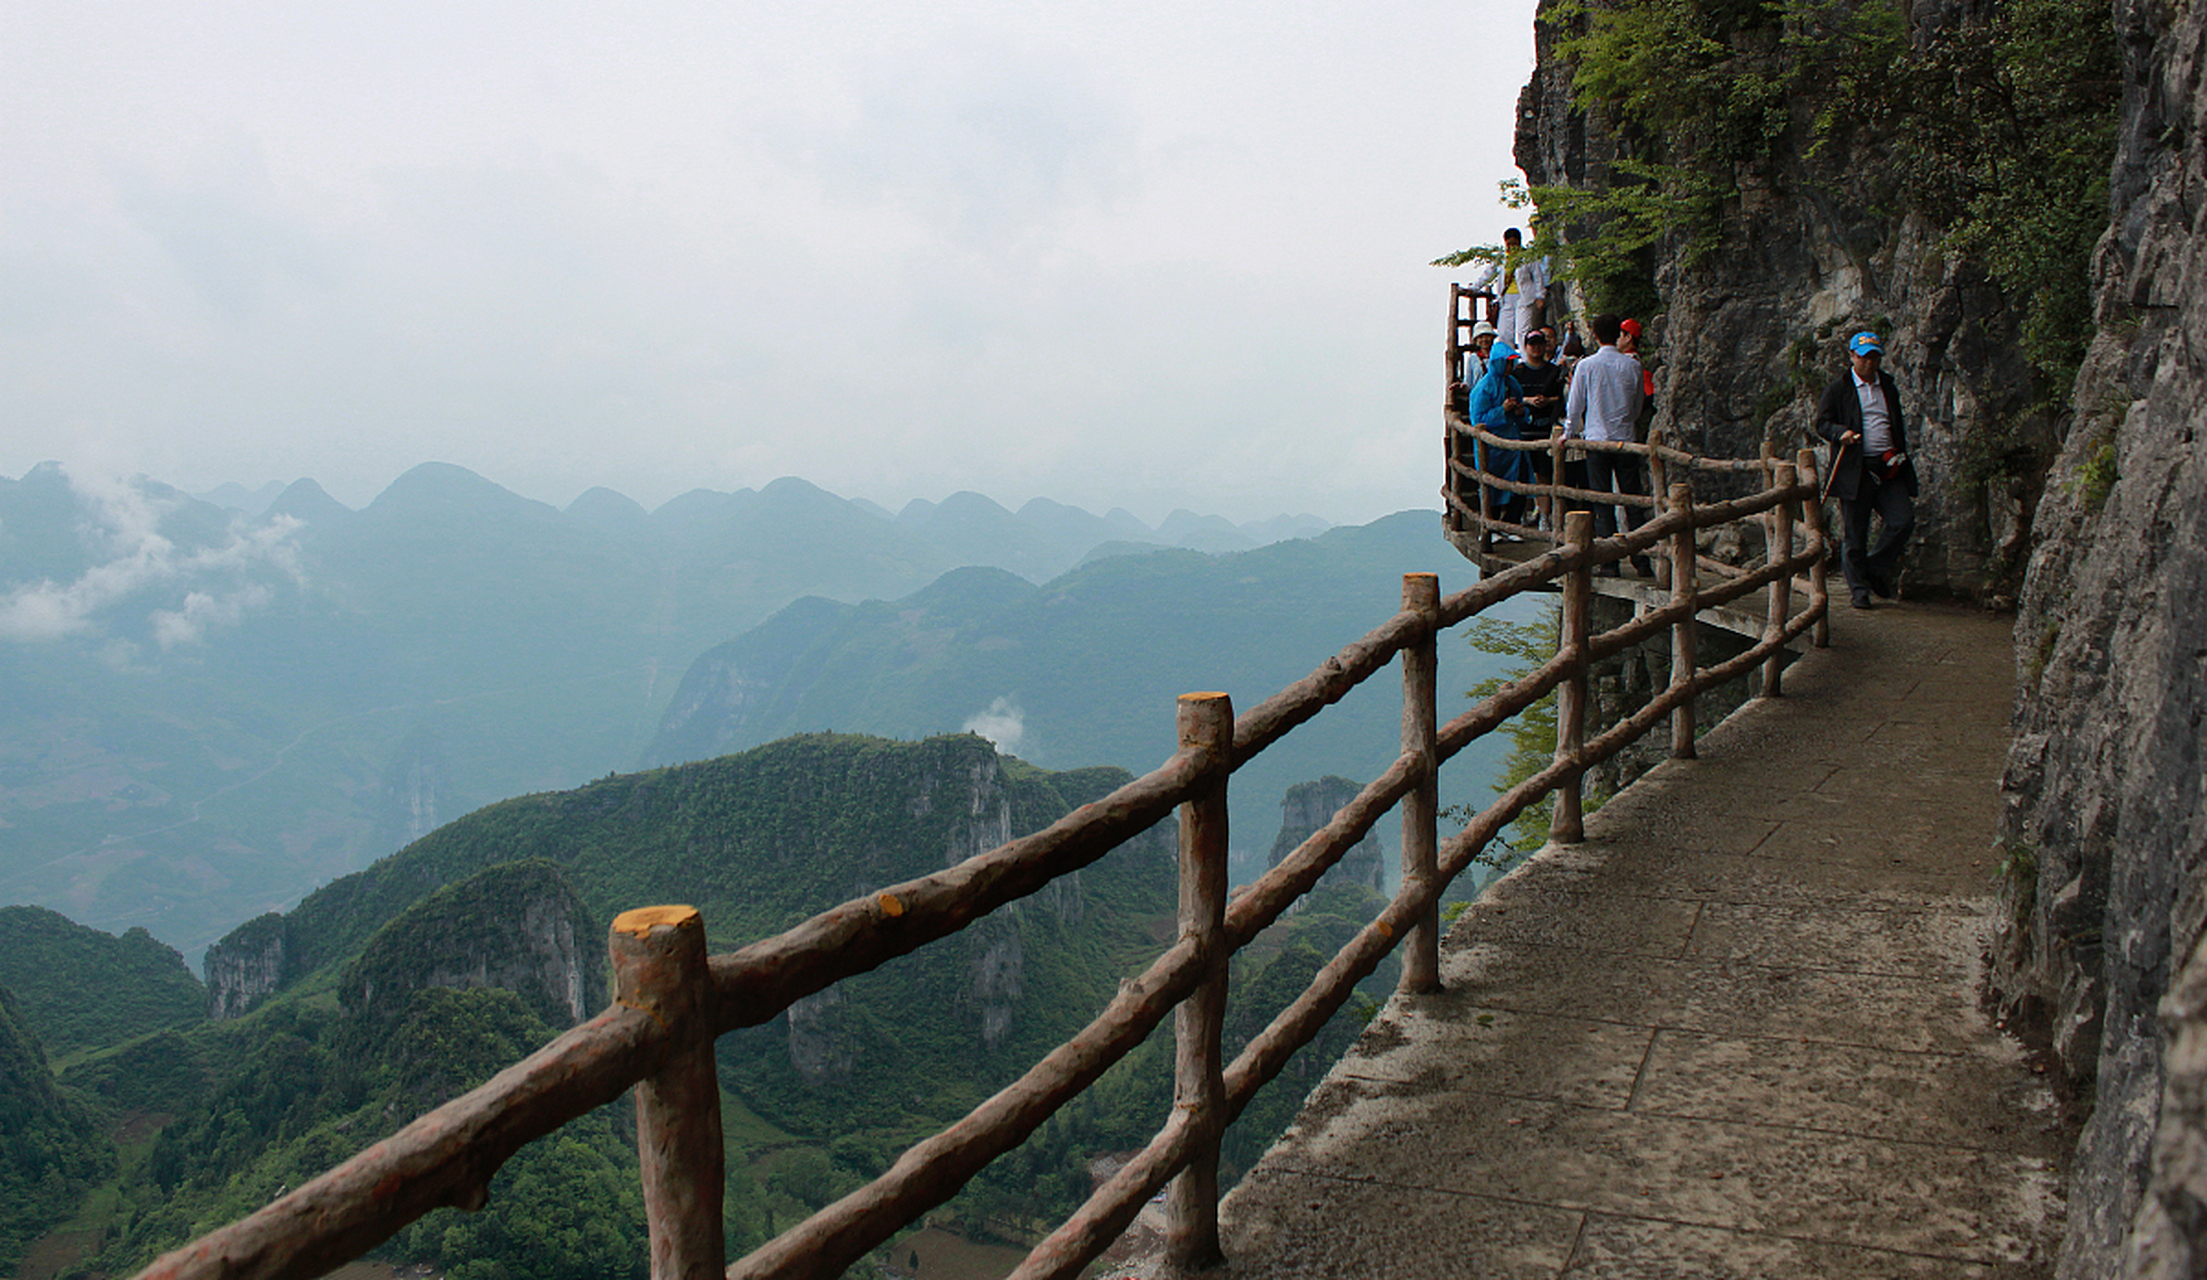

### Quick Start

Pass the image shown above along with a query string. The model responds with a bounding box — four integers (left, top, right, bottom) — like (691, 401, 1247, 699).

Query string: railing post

(1551, 511, 1593, 844)
(611, 906, 724, 1280)
(1400, 574, 1442, 994)
(1476, 433, 1494, 556)
(1166, 692, 1232, 1276)
(1647, 429, 1671, 590)
(1798, 447, 1831, 648)
(1667, 485, 1699, 758)
(1548, 430, 1568, 547)
(1445, 288, 1466, 536)
(1762, 462, 1797, 698)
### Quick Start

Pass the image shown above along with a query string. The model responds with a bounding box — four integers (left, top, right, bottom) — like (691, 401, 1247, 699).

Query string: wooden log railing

(135, 474, 1829, 1280)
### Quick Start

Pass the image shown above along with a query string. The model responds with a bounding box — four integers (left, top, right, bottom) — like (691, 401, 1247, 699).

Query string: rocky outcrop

(339, 860, 599, 1028)
(203, 912, 292, 1021)
(966, 922, 1026, 1049)
(1514, 0, 2065, 601)
(786, 986, 856, 1085)
(1987, 0, 2207, 1272)
(1268, 777, 1384, 896)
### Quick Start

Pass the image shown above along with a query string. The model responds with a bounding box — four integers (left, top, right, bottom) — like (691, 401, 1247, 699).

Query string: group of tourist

(1452, 237, 1656, 577)
(1455, 225, 1915, 606)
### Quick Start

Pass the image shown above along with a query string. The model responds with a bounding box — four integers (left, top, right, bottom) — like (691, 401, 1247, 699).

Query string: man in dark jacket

(1815, 330, 1918, 609)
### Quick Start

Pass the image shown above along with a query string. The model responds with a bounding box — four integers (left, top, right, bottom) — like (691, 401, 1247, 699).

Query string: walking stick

(1820, 437, 1850, 504)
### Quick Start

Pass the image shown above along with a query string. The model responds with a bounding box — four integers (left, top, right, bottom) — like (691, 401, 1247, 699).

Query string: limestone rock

(338, 859, 600, 1029)
(1513, 1, 2060, 600)
(1988, 0, 2207, 1270)
(1268, 776, 1384, 896)
(203, 912, 292, 1021)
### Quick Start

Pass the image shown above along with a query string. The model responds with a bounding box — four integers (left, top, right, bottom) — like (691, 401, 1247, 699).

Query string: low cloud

(0, 467, 301, 647)
(150, 583, 275, 649)
(963, 697, 1027, 756)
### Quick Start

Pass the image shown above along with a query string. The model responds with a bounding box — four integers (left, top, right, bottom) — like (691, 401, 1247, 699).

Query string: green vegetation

(0, 906, 206, 1061)
(15, 721, 1508, 1273)
(96, 986, 648, 1280)
(36, 733, 1191, 1276)
(1446, 604, 1589, 866)
(2070, 437, 2119, 511)
(1438, 0, 2119, 396)
(1997, 842, 2039, 919)
(0, 983, 114, 1273)
(340, 859, 602, 1030)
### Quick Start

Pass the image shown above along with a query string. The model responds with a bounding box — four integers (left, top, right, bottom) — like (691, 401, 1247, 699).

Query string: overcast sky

(3, 1, 1540, 525)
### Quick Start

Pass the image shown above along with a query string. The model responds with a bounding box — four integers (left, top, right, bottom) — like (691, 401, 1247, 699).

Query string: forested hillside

(11, 731, 1385, 1277)
(647, 511, 1522, 880)
(0, 983, 111, 1274)
(0, 906, 203, 1059)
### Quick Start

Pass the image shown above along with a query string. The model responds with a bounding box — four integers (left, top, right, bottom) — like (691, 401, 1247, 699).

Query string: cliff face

(203, 912, 291, 1021)
(339, 860, 600, 1029)
(1990, 0, 2207, 1271)
(1267, 776, 1384, 896)
(1513, 0, 2067, 600)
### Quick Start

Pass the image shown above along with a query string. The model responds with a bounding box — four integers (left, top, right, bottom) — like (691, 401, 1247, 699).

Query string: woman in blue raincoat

(1466, 338, 1532, 527)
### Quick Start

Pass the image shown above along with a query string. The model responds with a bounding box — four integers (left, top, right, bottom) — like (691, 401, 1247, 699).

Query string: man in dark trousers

(1815, 330, 1918, 609)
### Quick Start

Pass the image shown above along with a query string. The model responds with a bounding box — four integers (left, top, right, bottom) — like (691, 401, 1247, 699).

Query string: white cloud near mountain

(0, 468, 301, 647)
(963, 697, 1028, 757)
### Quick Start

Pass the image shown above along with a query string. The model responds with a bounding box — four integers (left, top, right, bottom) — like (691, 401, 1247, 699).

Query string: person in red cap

(1814, 330, 1918, 608)
(1619, 318, 1658, 405)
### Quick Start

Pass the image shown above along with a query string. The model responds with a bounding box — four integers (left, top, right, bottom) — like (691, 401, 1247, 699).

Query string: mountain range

(0, 462, 1386, 959)
(644, 513, 1521, 879)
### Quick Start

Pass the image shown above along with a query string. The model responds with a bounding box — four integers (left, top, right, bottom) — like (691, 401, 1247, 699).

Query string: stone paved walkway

(1216, 601, 2069, 1278)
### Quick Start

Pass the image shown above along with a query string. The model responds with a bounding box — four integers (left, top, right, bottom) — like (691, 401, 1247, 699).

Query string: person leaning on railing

(1466, 337, 1532, 530)
(1814, 329, 1918, 610)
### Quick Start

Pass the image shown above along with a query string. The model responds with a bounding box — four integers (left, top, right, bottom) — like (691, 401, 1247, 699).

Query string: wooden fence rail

(137, 350, 1829, 1280)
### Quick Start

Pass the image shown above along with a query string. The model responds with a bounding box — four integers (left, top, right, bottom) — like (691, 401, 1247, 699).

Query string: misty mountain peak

(264, 477, 351, 526)
(367, 462, 554, 519)
(564, 485, 651, 537)
(756, 476, 841, 508)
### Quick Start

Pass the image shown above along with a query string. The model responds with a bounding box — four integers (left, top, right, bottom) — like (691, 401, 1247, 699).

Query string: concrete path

(1216, 602, 2069, 1278)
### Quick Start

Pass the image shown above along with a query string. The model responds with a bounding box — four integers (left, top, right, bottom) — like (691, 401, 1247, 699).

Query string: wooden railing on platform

(134, 406, 1830, 1280)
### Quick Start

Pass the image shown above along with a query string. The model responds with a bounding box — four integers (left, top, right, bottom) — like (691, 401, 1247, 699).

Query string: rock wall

(1513, 0, 2059, 601)
(338, 860, 600, 1029)
(1990, 0, 2207, 1272)
(1268, 776, 1384, 896)
(203, 912, 291, 1021)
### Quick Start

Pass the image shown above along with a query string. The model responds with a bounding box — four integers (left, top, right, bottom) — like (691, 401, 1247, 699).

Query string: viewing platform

(1216, 601, 2068, 1278)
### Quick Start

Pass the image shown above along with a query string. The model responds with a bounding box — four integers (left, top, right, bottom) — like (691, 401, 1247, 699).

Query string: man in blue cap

(1815, 330, 1918, 609)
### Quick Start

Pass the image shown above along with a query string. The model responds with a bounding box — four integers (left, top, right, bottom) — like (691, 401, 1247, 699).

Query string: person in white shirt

(1563, 313, 1651, 576)
(1470, 228, 1549, 350)
(1499, 227, 1548, 349)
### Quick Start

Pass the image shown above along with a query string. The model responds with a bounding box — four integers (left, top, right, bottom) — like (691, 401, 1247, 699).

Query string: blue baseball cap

(1848, 331, 1883, 356)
